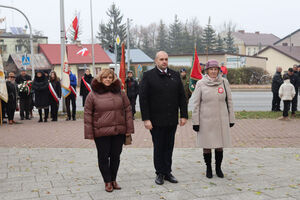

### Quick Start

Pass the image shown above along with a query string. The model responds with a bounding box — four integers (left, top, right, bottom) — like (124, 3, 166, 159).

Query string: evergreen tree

(140, 27, 156, 58)
(201, 17, 217, 53)
(181, 23, 194, 54)
(224, 29, 236, 53)
(215, 34, 225, 53)
(96, 3, 126, 50)
(168, 15, 184, 54)
(156, 20, 168, 52)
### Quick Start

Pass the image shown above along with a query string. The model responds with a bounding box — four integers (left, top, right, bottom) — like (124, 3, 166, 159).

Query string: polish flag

(76, 47, 89, 56)
(72, 13, 80, 41)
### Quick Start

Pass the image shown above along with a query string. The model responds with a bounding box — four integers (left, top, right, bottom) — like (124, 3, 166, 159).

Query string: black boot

(203, 153, 213, 178)
(215, 151, 224, 178)
(44, 109, 49, 122)
(38, 109, 43, 122)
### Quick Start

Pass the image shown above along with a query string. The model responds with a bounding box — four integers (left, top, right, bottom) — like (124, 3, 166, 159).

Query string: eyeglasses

(8, 76, 16, 78)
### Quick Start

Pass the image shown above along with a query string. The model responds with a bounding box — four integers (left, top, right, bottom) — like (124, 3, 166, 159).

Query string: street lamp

(0, 5, 34, 78)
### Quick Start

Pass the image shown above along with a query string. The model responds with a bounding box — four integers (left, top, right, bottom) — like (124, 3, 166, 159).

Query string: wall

(275, 31, 300, 46)
(257, 48, 300, 74)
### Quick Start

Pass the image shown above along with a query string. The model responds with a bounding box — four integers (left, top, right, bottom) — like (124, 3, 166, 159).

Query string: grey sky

(0, 0, 299, 44)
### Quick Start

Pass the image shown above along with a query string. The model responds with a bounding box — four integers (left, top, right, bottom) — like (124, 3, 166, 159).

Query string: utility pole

(60, 0, 66, 113)
(0, 5, 34, 78)
(126, 18, 131, 72)
(90, 0, 95, 76)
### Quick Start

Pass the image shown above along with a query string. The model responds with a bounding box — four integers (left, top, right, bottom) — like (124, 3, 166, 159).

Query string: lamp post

(0, 5, 34, 78)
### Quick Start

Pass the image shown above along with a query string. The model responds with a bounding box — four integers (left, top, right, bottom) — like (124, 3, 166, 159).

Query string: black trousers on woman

(94, 135, 125, 183)
(50, 101, 59, 120)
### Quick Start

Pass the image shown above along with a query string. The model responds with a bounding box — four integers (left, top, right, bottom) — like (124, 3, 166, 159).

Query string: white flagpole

(90, 0, 95, 76)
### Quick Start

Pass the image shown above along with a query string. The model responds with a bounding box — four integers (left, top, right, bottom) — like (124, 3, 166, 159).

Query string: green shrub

(227, 67, 269, 85)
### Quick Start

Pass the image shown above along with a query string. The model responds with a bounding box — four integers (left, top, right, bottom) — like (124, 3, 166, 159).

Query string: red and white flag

(76, 47, 89, 56)
(72, 12, 80, 41)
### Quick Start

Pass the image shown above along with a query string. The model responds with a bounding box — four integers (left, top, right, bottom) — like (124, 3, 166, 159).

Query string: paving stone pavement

(0, 148, 299, 200)
(0, 119, 300, 148)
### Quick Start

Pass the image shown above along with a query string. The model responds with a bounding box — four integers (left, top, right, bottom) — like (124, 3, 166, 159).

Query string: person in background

(16, 68, 32, 120)
(32, 71, 50, 122)
(66, 67, 77, 121)
(220, 62, 228, 78)
(84, 69, 134, 192)
(5, 72, 18, 125)
(49, 71, 61, 121)
(287, 68, 299, 117)
(191, 60, 235, 179)
(80, 69, 93, 107)
(125, 70, 139, 119)
(293, 64, 298, 76)
(180, 68, 191, 103)
(139, 51, 188, 185)
(271, 67, 283, 112)
(278, 74, 295, 121)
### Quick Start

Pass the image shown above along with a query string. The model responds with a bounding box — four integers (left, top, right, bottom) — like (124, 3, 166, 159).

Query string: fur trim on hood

(91, 78, 121, 94)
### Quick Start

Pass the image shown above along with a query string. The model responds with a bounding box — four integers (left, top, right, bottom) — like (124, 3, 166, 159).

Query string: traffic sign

(116, 35, 120, 45)
(22, 55, 30, 66)
(137, 65, 142, 72)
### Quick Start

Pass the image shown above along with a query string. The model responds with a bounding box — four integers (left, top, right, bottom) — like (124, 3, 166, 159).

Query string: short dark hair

(283, 74, 290, 80)
(288, 68, 293, 72)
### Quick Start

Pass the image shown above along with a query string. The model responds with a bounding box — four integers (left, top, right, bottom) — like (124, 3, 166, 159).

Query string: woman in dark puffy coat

(32, 71, 50, 122)
(84, 68, 134, 192)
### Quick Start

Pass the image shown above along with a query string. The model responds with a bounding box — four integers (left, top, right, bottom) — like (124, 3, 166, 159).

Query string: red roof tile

(39, 44, 112, 65)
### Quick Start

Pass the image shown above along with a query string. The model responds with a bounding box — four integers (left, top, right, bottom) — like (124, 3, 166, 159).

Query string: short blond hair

(96, 68, 116, 83)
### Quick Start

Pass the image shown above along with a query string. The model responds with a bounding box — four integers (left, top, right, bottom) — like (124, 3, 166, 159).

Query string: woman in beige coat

(191, 60, 235, 179)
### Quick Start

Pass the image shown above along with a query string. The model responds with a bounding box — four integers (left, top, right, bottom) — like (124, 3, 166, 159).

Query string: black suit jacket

(139, 67, 188, 127)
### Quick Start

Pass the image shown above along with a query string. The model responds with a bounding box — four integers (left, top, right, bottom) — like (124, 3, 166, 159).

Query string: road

(69, 91, 300, 112)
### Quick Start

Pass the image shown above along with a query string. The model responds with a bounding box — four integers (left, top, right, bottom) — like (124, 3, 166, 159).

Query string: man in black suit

(139, 51, 188, 185)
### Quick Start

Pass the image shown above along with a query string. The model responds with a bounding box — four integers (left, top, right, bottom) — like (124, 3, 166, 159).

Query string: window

(15, 45, 22, 52)
(247, 48, 251, 55)
(282, 43, 288, 46)
(0, 45, 7, 53)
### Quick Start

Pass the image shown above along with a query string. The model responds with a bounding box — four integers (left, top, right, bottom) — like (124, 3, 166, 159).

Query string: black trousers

(272, 92, 281, 111)
(291, 90, 298, 114)
(50, 101, 59, 120)
(66, 93, 76, 119)
(94, 135, 125, 183)
(19, 96, 31, 119)
(128, 96, 136, 115)
(7, 107, 16, 121)
(150, 125, 177, 175)
(283, 100, 292, 117)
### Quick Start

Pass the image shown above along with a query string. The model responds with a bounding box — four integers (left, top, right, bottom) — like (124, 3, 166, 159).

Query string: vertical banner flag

(61, 50, 71, 98)
(72, 12, 80, 41)
(189, 47, 203, 92)
(0, 55, 8, 103)
(119, 42, 126, 90)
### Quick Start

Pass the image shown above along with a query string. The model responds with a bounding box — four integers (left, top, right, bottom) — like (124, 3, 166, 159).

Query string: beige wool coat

(191, 74, 235, 148)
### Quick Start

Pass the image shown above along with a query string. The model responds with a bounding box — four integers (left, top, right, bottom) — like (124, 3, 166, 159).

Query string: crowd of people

(271, 64, 300, 120)
(0, 67, 95, 124)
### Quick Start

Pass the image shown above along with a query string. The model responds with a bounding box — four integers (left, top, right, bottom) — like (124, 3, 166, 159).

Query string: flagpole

(90, 0, 95, 76)
(60, 0, 66, 113)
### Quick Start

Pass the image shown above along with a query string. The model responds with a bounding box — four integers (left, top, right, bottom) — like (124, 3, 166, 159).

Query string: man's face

(293, 66, 297, 72)
(288, 71, 293, 76)
(8, 73, 16, 83)
(155, 52, 168, 70)
(277, 68, 282, 73)
(127, 72, 133, 78)
(21, 71, 26, 76)
(298, 67, 300, 72)
(180, 71, 187, 78)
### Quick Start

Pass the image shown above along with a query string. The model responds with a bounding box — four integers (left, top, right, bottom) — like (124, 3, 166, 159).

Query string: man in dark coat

(5, 72, 18, 124)
(139, 51, 188, 185)
(125, 70, 139, 118)
(15, 68, 32, 120)
(271, 67, 283, 111)
(80, 69, 93, 107)
(287, 68, 299, 117)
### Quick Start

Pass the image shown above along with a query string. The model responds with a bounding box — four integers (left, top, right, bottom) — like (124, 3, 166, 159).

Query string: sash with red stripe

(70, 86, 77, 98)
(49, 83, 60, 103)
(82, 76, 92, 92)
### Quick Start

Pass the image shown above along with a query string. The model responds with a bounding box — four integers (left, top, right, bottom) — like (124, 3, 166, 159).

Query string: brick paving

(0, 118, 299, 148)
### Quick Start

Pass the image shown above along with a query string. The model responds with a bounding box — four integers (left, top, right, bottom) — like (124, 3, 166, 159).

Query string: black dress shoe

(164, 173, 178, 183)
(155, 174, 164, 185)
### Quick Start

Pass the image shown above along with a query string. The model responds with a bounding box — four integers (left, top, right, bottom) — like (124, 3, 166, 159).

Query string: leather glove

(230, 123, 235, 128)
(193, 125, 199, 132)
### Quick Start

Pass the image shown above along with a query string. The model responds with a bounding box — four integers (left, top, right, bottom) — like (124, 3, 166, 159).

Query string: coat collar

(91, 78, 121, 94)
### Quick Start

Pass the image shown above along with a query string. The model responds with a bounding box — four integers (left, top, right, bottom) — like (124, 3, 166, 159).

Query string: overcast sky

(0, 0, 299, 43)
